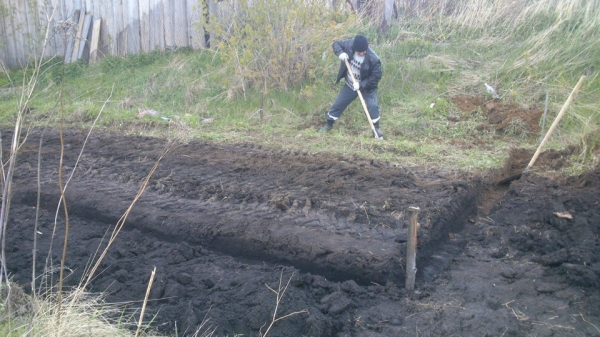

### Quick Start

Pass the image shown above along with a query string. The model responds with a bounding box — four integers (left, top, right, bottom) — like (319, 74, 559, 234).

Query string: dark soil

(2, 121, 599, 336)
(451, 95, 545, 135)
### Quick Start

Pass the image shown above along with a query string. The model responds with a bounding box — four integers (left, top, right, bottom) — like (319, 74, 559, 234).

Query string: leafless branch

(260, 271, 308, 337)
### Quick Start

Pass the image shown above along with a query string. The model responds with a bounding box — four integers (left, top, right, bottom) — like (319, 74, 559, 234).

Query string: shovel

(344, 59, 383, 140)
(497, 75, 586, 185)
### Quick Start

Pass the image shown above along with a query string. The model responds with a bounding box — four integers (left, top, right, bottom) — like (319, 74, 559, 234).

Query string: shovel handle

(526, 75, 586, 170)
(344, 59, 380, 139)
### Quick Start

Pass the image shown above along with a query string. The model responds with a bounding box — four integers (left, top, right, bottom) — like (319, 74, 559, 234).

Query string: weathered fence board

(0, 0, 208, 66)
(70, 9, 85, 62)
(5, 0, 18, 66)
(23, 0, 36, 57)
(3, 0, 375, 67)
(78, 13, 92, 59)
(90, 18, 101, 62)
(33, 0, 46, 56)
(149, 0, 157, 50)
(164, 0, 175, 48)
(125, 0, 141, 54)
(111, 0, 120, 55)
(0, 4, 9, 66)
(64, 9, 79, 63)
(42, 0, 60, 59)
(151, 0, 164, 51)
(139, 0, 150, 52)
(115, 0, 125, 56)
(174, 0, 187, 47)
(186, 0, 202, 48)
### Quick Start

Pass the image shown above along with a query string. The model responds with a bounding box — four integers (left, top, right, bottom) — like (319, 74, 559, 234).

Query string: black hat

(353, 35, 368, 52)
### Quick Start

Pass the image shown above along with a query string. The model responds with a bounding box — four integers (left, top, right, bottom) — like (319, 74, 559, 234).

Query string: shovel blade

(497, 173, 521, 185)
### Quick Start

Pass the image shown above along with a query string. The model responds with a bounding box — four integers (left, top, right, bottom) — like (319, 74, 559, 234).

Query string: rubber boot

(373, 121, 383, 138)
(319, 120, 334, 132)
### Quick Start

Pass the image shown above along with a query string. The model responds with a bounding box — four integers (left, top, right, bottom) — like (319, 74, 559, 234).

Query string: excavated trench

(19, 174, 488, 287)
(9, 129, 491, 285)
(3, 128, 538, 336)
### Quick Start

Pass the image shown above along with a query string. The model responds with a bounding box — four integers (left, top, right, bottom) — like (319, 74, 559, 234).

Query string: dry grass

(1, 282, 217, 337)
(433, 0, 600, 95)
(414, 299, 465, 314)
(1, 284, 152, 336)
(503, 300, 579, 332)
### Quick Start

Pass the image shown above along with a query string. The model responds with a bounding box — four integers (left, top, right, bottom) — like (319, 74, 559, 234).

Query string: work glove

(353, 81, 360, 91)
(338, 52, 349, 61)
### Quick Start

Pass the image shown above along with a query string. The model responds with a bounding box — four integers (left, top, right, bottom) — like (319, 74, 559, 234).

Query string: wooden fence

(0, 0, 214, 67)
(0, 0, 413, 68)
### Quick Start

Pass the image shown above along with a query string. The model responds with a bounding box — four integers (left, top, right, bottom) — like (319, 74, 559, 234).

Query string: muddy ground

(2, 97, 599, 336)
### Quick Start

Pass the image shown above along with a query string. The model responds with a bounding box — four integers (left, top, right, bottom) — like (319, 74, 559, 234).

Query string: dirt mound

(451, 95, 545, 135)
(496, 146, 578, 183)
(3, 128, 599, 336)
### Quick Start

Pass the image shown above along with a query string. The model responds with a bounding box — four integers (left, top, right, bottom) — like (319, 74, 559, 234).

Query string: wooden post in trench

(405, 206, 420, 290)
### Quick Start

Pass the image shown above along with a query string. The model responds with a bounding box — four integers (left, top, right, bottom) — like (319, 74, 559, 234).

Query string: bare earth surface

(2, 97, 600, 336)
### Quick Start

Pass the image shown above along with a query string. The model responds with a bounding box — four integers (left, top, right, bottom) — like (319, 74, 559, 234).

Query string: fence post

(405, 206, 420, 290)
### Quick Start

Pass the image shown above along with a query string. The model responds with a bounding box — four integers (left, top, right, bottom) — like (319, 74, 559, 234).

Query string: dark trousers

(326, 84, 380, 124)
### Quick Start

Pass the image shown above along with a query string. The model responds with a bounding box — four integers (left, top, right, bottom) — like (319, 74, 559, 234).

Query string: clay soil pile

(3, 125, 599, 336)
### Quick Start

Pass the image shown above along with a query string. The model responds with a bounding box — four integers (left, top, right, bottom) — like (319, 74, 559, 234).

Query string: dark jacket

(332, 38, 382, 92)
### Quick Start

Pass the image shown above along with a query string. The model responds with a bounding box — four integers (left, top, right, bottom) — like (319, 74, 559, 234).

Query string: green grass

(1, 2, 598, 174)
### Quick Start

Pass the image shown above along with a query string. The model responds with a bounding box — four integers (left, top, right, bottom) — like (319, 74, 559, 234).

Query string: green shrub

(205, 0, 355, 97)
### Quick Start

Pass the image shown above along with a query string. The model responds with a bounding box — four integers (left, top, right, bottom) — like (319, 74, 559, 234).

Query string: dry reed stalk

(33, 130, 44, 297)
(503, 300, 529, 321)
(77, 142, 173, 297)
(42, 85, 113, 290)
(37, 89, 111, 299)
(0, 0, 60, 315)
(135, 267, 156, 337)
(578, 312, 600, 333)
(56, 82, 71, 321)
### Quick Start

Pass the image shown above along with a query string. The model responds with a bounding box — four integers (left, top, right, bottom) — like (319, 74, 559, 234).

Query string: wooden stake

(405, 206, 420, 290)
(260, 91, 264, 124)
(526, 75, 586, 171)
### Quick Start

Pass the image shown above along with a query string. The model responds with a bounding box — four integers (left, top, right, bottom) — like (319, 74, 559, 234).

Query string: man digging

(319, 34, 383, 138)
